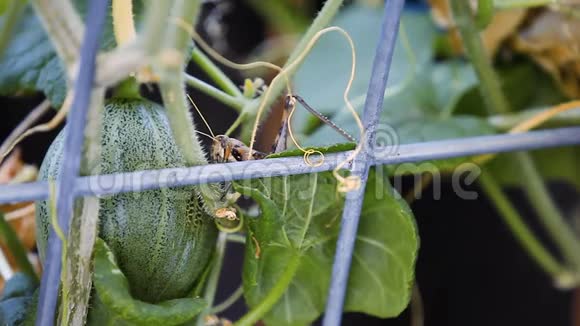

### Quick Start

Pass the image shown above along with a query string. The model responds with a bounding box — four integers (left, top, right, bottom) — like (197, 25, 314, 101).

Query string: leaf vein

(298, 173, 318, 250)
(356, 235, 404, 268)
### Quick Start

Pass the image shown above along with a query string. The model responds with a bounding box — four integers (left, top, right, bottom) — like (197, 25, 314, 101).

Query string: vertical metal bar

(322, 1, 405, 325)
(35, 1, 108, 324)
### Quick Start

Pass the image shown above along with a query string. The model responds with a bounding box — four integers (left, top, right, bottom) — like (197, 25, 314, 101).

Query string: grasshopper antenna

(194, 130, 215, 141)
(187, 94, 216, 139)
(291, 95, 356, 143)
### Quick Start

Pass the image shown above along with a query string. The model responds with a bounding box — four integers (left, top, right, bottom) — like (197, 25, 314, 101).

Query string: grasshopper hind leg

(271, 95, 293, 153)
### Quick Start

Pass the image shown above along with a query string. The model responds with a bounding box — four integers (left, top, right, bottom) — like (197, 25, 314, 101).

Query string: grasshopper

(208, 94, 355, 164)
(192, 93, 355, 222)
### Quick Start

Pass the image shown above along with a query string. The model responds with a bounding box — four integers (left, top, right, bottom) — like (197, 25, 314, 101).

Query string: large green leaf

(237, 172, 341, 326)
(292, 6, 494, 176)
(0, 1, 142, 107)
(344, 168, 418, 317)
(300, 59, 493, 145)
(90, 238, 206, 325)
(293, 6, 437, 131)
(0, 6, 67, 106)
(236, 167, 418, 325)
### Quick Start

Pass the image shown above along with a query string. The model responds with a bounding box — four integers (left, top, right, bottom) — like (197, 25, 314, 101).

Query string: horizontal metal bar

(1, 126, 579, 205)
(372, 126, 580, 165)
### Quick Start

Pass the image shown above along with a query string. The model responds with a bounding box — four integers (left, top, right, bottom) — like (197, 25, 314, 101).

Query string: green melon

(35, 99, 217, 303)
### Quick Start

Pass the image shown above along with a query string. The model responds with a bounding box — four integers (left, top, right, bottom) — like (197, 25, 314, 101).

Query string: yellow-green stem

(112, 0, 136, 45)
(197, 232, 228, 326)
(191, 48, 243, 98)
(0, 0, 26, 59)
(235, 254, 300, 326)
(479, 173, 568, 277)
(157, 0, 228, 217)
(246, 0, 346, 131)
(184, 73, 245, 111)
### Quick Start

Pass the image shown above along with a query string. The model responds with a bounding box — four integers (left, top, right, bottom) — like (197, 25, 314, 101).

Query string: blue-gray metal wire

(35, 1, 108, 324)
(0, 127, 579, 204)
(323, 0, 405, 324)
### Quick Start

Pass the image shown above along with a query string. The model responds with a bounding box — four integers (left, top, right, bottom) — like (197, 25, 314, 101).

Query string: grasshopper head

(211, 135, 266, 162)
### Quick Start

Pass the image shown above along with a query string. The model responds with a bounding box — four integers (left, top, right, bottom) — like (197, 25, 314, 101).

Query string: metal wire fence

(0, 0, 576, 325)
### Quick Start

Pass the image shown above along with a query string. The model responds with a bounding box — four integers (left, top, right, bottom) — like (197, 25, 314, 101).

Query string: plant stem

(235, 254, 300, 326)
(285, 0, 345, 71)
(451, 0, 509, 116)
(191, 48, 243, 97)
(141, 0, 175, 56)
(157, 0, 228, 217)
(517, 152, 580, 270)
(225, 111, 248, 136)
(158, 0, 207, 166)
(226, 233, 246, 244)
(476, 0, 494, 29)
(478, 173, 568, 277)
(112, 0, 136, 45)
(0, 0, 26, 59)
(30, 0, 84, 69)
(494, 0, 555, 9)
(62, 87, 106, 326)
(210, 285, 244, 314)
(95, 42, 146, 87)
(112, 77, 141, 99)
(184, 73, 245, 111)
(0, 212, 38, 282)
(0, 100, 51, 162)
(197, 232, 228, 326)
(159, 0, 207, 165)
(451, 0, 580, 272)
(249, 0, 346, 126)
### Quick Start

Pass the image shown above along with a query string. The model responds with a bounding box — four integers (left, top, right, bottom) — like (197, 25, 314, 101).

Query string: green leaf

(302, 61, 494, 175)
(266, 142, 356, 159)
(91, 238, 206, 326)
(344, 168, 418, 317)
(292, 7, 494, 175)
(487, 147, 580, 192)
(0, 1, 143, 107)
(0, 6, 67, 106)
(237, 172, 341, 326)
(293, 6, 437, 129)
(302, 60, 493, 144)
(236, 167, 418, 325)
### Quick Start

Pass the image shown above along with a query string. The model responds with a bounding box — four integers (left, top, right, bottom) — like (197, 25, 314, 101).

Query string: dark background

(1, 0, 578, 325)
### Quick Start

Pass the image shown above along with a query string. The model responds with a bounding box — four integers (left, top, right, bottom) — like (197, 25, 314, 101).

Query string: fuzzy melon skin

(35, 99, 217, 303)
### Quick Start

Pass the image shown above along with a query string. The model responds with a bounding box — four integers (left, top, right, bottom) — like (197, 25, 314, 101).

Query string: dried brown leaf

(513, 10, 580, 97)
(0, 148, 38, 275)
(428, 0, 580, 97)
(429, 0, 526, 56)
